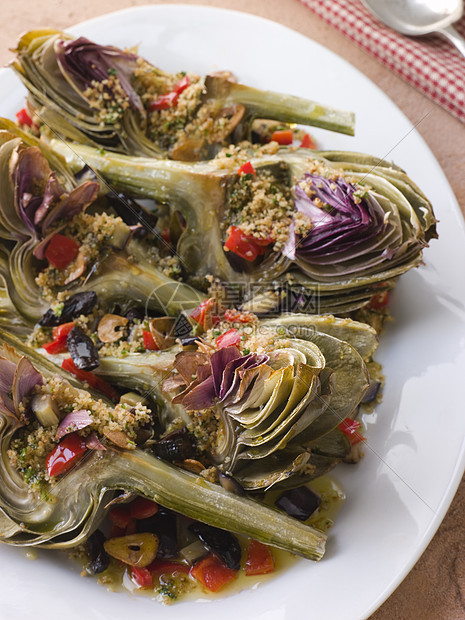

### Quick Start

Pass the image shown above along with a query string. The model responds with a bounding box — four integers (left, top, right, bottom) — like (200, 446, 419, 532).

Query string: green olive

(104, 532, 158, 567)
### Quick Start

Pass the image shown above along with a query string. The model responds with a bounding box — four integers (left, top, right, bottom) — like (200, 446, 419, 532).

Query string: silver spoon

(361, 0, 465, 59)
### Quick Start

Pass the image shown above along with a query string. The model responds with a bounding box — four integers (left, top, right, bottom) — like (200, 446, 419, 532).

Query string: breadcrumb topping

(83, 74, 130, 126)
(8, 375, 152, 489)
(226, 168, 311, 251)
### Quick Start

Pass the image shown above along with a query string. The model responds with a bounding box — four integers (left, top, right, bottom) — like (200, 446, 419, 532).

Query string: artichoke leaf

(237, 364, 319, 444)
(233, 451, 312, 492)
(305, 427, 352, 459)
(262, 314, 378, 360)
(226, 365, 294, 425)
(273, 454, 341, 490)
(0, 445, 327, 560)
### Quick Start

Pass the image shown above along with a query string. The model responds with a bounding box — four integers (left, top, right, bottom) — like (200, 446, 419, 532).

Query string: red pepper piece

(224, 226, 273, 262)
(42, 339, 69, 354)
(338, 418, 366, 445)
(224, 309, 254, 324)
(131, 566, 154, 589)
(174, 75, 190, 95)
(61, 358, 119, 401)
(215, 328, 241, 349)
(44, 234, 80, 269)
(237, 161, 256, 176)
(367, 291, 389, 310)
(43, 322, 76, 354)
(149, 90, 179, 111)
(52, 322, 75, 341)
(300, 133, 316, 149)
(148, 560, 190, 575)
(130, 497, 159, 520)
(16, 107, 34, 127)
(142, 330, 159, 351)
(244, 540, 275, 576)
(45, 432, 87, 477)
(190, 554, 237, 592)
(190, 298, 221, 329)
(270, 129, 293, 145)
(149, 76, 191, 111)
(109, 504, 132, 528)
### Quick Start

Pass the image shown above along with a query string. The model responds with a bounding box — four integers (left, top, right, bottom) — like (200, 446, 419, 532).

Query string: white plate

(2, 5, 465, 620)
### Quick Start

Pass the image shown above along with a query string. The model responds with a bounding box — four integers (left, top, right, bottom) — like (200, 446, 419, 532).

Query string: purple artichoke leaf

(41, 180, 99, 234)
(33, 224, 66, 260)
(220, 353, 270, 403)
(246, 353, 270, 369)
(197, 363, 212, 383)
(182, 375, 216, 411)
(55, 38, 143, 112)
(0, 358, 17, 393)
(223, 365, 261, 407)
(171, 376, 202, 405)
(173, 351, 210, 383)
(294, 175, 392, 267)
(161, 373, 187, 394)
(33, 172, 66, 227)
(298, 230, 396, 265)
(13, 146, 51, 235)
(12, 357, 43, 412)
(220, 355, 260, 403)
(210, 346, 242, 396)
(219, 354, 254, 400)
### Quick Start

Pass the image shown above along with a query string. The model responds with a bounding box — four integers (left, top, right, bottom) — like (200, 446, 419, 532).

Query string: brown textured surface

(0, 1, 464, 617)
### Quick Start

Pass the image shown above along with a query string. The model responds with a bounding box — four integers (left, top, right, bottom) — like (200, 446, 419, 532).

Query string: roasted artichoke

(11, 30, 354, 161)
(0, 123, 205, 324)
(0, 328, 339, 560)
(35, 311, 378, 491)
(51, 139, 437, 313)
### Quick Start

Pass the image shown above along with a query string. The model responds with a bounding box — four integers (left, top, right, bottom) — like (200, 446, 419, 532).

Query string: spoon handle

(439, 25, 465, 60)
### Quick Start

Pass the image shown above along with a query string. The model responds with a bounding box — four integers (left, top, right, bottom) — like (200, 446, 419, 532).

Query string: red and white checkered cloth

(299, 0, 465, 122)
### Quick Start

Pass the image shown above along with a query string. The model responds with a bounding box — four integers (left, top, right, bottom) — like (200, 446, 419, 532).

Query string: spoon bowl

(361, 0, 465, 58)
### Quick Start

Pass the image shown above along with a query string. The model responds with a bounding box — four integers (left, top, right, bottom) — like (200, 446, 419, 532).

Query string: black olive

(125, 307, 146, 323)
(189, 522, 241, 571)
(86, 529, 110, 574)
(275, 486, 321, 521)
(152, 428, 197, 462)
(106, 192, 158, 233)
(67, 326, 100, 371)
(218, 471, 245, 496)
(137, 507, 178, 559)
(39, 291, 98, 327)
